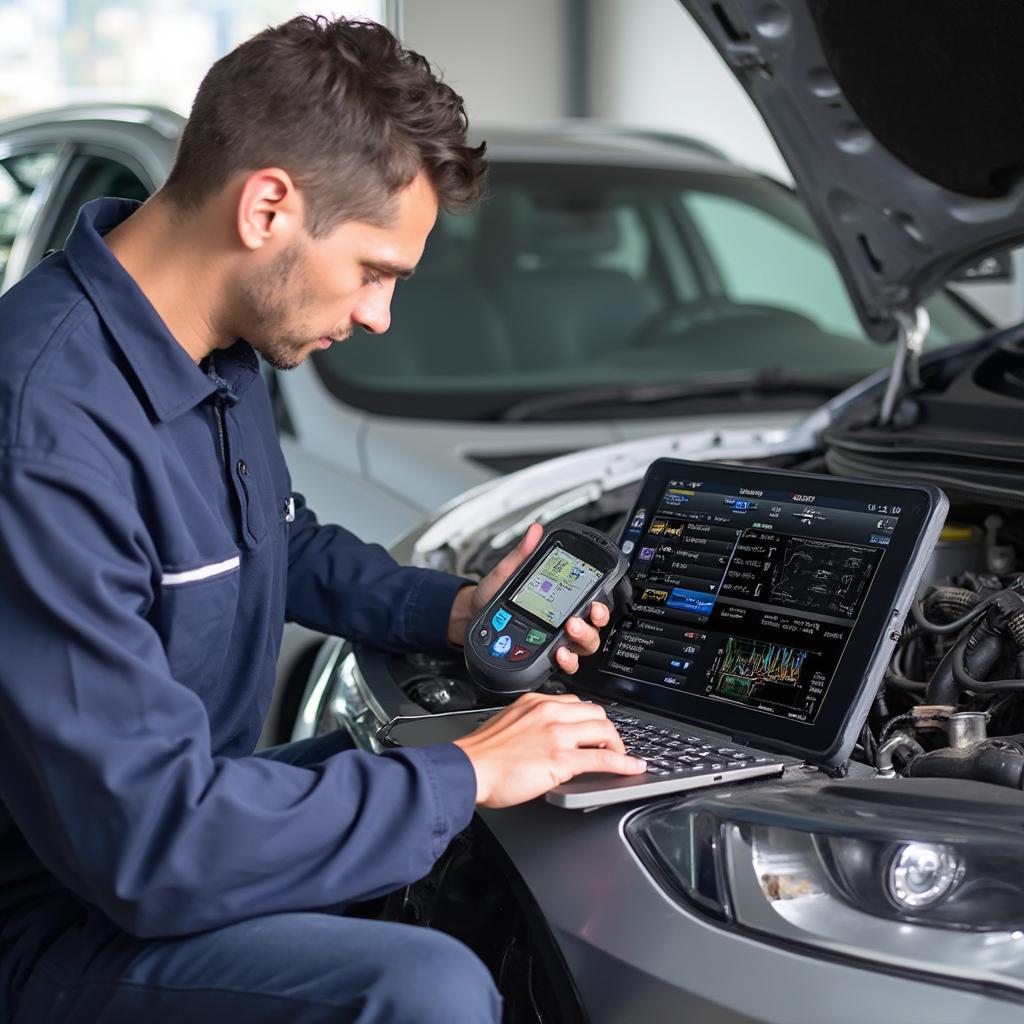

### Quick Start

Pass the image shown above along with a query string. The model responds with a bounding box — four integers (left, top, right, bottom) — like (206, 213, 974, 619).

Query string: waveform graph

(714, 636, 809, 706)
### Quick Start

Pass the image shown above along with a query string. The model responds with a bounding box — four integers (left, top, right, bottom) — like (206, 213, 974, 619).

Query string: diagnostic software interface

(510, 546, 603, 628)
(602, 477, 902, 724)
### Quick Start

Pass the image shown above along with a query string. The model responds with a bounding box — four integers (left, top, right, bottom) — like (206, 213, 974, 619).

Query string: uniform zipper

(213, 397, 228, 475)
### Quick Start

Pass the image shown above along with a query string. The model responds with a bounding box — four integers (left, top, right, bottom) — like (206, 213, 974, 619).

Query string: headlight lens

(296, 645, 388, 752)
(626, 780, 1024, 995)
(888, 842, 964, 909)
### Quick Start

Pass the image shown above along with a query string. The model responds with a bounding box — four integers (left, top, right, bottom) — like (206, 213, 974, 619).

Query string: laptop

(383, 458, 947, 809)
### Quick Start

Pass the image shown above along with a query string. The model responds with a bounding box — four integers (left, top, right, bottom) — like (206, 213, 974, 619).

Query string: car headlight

(295, 643, 388, 752)
(626, 780, 1024, 995)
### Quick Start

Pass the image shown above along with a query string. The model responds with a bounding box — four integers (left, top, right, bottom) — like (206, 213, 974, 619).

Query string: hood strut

(878, 306, 929, 427)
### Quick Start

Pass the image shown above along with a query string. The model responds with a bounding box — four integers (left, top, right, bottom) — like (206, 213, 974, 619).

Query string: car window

(680, 190, 979, 349)
(0, 149, 60, 288)
(43, 154, 151, 254)
(312, 163, 988, 422)
(682, 191, 863, 339)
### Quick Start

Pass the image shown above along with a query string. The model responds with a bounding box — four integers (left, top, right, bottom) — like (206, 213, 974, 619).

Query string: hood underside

(682, 0, 1024, 341)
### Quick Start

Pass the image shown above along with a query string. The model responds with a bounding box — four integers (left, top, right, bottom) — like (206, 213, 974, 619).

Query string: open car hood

(682, 0, 1024, 341)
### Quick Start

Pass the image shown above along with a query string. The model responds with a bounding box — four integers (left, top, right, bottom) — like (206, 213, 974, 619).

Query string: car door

(0, 112, 177, 291)
(0, 145, 62, 293)
(31, 147, 153, 262)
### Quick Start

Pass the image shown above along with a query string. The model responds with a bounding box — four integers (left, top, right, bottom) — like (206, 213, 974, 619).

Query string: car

(0, 103, 990, 739)
(297, 2, 1024, 1020)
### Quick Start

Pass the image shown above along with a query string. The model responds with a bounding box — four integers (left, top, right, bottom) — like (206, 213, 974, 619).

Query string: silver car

(300, 1, 1024, 1020)
(0, 104, 988, 739)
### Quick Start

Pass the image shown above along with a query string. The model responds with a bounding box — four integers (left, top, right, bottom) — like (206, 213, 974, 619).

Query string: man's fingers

(588, 602, 610, 628)
(468, 691, 583, 733)
(564, 617, 600, 656)
(569, 746, 647, 777)
(555, 646, 580, 674)
(552, 718, 627, 755)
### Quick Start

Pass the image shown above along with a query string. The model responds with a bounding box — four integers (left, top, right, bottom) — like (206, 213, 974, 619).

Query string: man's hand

(446, 523, 607, 674)
(454, 692, 647, 807)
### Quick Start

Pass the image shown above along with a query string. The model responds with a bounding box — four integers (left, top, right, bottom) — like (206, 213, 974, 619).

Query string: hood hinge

(878, 305, 930, 426)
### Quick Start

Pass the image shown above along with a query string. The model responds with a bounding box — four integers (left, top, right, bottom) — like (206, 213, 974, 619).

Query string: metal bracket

(878, 305, 930, 426)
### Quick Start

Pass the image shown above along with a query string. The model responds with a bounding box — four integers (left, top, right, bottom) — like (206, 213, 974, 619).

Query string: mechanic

(0, 16, 646, 1024)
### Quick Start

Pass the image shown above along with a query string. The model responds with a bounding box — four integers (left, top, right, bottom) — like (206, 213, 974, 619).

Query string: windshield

(313, 162, 985, 421)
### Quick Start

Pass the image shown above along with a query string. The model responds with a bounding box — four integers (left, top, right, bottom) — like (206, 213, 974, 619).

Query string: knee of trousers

(373, 927, 501, 1024)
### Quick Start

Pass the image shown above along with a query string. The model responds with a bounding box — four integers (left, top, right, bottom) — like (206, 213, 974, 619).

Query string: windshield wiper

(496, 370, 858, 422)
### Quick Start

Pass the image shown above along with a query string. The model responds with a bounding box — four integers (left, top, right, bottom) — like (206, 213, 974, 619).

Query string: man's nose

(352, 283, 393, 335)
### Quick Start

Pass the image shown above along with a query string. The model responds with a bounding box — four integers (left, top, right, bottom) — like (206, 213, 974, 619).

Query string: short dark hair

(162, 16, 487, 235)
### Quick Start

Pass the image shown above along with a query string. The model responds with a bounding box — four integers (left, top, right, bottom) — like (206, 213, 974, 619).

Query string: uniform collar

(65, 198, 259, 422)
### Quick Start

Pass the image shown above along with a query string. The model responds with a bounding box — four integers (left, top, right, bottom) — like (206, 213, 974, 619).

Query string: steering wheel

(629, 299, 819, 348)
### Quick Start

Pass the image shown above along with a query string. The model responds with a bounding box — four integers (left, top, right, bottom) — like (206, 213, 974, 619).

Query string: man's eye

(362, 270, 382, 286)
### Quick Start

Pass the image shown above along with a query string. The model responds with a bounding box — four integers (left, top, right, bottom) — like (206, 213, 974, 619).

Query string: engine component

(984, 515, 1016, 574)
(906, 738, 1024, 788)
(921, 523, 983, 588)
(947, 710, 988, 749)
(876, 731, 925, 777)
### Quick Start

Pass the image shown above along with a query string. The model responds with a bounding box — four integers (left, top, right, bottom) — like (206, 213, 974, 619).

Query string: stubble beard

(237, 242, 323, 371)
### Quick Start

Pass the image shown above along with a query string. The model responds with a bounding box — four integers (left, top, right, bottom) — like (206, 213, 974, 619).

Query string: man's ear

(236, 168, 304, 251)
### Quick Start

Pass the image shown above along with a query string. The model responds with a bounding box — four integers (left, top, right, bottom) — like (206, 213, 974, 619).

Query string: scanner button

(509, 645, 531, 661)
(491, 608, 512, 631)
(525, 628, 548, 645)
(475, 626, 492, 647)
(491, 634, 513, 657)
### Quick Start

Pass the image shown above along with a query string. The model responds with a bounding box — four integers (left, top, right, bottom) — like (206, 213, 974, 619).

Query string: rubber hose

(951, 628, 1024, 693)
(926, 636, 966, 706)
(927, 619, 1007, 703)
(924, 587, 980, 617)
(907, 743, 1024, 788)
(1007, 609, 1024, 652)
(912, 590, 1003, 636)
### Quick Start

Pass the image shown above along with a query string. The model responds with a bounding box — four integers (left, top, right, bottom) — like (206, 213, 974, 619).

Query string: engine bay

(385, 334, 1024, 793)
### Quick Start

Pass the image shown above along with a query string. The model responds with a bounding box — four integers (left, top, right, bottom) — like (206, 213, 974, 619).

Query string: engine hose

(912, 592, 996, 635)
(951, 630, 1024, 693)
(878, 711, 916, 749)
(924, 587, 980, 617)
(1007, 609, 1024, 652)
(926, 615, 1008, 703)
(907, 742, 1024, 788)
(884, 642, 927, 694)
(913, 582, 1024, 637)
(884, 665, 927, 694)
(926, 635, 968, 706)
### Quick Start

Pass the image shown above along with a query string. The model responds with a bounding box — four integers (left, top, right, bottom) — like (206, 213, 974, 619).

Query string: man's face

(236, 172, 438, 370)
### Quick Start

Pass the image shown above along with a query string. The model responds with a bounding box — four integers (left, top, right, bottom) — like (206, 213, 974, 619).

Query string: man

(0, 15, 645, 1024)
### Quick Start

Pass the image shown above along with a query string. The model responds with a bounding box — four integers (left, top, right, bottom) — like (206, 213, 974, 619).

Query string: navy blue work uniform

(0, 199, 501, 1023)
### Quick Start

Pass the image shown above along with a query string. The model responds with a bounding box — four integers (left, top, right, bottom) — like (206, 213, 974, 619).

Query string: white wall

(401, 0, 569, 127)
(586, 0, 788, 181)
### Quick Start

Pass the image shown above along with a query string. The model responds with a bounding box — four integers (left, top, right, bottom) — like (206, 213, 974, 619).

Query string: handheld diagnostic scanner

(464, 523, 630, 697)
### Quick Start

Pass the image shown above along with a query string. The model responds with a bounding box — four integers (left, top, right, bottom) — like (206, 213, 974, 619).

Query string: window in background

(0, 1, 389, 120)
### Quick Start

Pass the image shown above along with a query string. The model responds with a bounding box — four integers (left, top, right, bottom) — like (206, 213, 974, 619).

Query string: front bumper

(300, 641, 1022, 1023)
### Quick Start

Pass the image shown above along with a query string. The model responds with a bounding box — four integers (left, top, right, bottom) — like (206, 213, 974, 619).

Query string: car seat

(476, 189, 662, 367)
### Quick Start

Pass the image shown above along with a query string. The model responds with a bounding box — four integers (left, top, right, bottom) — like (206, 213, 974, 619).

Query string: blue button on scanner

(491, 608, 512, 631)
(491, 634, 513, 658)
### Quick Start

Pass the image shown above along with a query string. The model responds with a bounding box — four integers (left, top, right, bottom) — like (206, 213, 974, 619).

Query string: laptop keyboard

(604, 707, 783, 776)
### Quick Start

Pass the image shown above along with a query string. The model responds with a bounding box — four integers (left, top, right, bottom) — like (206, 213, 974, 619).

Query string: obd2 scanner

(465, 523, 630, 697)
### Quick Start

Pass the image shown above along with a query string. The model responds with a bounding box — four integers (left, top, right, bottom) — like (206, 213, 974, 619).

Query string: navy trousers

(10, 733, 501, 1024)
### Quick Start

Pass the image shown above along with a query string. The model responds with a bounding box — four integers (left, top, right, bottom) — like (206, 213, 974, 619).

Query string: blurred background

(0, 0, 785, 175)
(0, 0, 1019, 322)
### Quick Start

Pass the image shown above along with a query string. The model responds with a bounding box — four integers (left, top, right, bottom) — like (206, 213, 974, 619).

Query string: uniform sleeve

(284, 491, 471, 655)
(0, 454, 477, 939)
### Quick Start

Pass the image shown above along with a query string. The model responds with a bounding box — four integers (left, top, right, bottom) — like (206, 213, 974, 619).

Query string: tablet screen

(582, 459, 944, 762)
